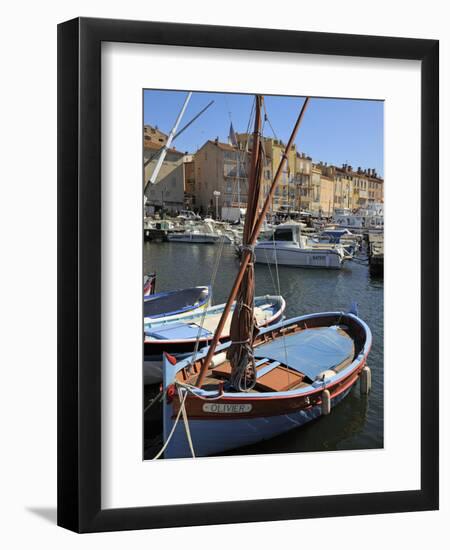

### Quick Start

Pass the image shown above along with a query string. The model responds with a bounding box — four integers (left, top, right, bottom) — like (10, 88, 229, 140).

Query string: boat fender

(166, 384, 176, 404)
(360, 366, 372, 395)
(211, 352, 227, 367)
(321, 389, 331, 415)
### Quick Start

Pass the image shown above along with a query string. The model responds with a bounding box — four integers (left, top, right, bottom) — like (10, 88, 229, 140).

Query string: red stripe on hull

(171, 356, 367, 420)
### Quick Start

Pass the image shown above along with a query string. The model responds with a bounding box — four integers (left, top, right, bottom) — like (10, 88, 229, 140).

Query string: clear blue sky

(143, 90, 384, 176)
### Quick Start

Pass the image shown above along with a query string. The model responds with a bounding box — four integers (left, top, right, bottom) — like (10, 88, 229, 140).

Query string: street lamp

(213, 190, 221, 220)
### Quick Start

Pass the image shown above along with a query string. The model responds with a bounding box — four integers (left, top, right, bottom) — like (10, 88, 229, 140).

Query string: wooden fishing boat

(158, 95, 372, 459)
(144, 294, 285, 362)
(161, 310, 371, 457)
(144, 286, 211, 324)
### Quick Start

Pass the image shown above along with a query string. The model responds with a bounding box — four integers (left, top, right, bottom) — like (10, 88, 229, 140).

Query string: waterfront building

(334, 165, 354, 211)
(265, 138, 297, 211)
(193, 139, 250, 215)
(334, 164, 384, 211)
(183, 154, 196, 210)
(305, 163, 336, 216)
(236, 133, 312, 213)
(144, 124, 169, 148)
(144, 139, 188, 214)
(318, 167, 335, 217)
(294, 152, 313, 212)
(352, 167, 370, 208)
(143, 124, 383, 217)
(367, 169, 384, 203)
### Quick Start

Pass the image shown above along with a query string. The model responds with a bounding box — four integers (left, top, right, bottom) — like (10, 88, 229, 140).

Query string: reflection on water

(144, 241, 384, 453)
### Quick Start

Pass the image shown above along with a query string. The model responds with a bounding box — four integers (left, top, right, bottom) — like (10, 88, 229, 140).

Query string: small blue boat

(144, 286, 211, 323)
(143, 295, 286, 382)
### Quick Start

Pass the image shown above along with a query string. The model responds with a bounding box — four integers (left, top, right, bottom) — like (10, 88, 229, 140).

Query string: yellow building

(334, 165, 355, 210)
(308, 163, 336, 216)
(333, 164, 383, 211)
(236, 133, 312, 212)
(367, 169, 384, 203)
(318, 173, 335, 216)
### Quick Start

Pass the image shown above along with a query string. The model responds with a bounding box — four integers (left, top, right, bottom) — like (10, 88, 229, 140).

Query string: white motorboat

(168, 221, 233, 244)
(254, 223, 350, 269)
(307, 228, 363, 256)
(333, 204, 384, 231)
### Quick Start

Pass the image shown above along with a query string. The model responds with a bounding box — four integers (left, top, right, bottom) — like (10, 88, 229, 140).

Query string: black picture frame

(57, 17, 439, 533)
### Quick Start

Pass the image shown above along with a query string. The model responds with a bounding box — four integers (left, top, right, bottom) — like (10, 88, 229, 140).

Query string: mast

(227, 96, 264, 390)
(195, 96, 310, 388)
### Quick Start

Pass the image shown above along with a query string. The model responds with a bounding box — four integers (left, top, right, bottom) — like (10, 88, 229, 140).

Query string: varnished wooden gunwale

(169, 313, 369, 420)
(170, 359, 366, 420)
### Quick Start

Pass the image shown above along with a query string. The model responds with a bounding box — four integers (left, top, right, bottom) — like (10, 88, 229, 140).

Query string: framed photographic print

(57, 17, 439, 532)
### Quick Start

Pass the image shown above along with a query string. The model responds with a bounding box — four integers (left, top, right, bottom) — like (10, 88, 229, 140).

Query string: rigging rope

(260, 111, 290, 378)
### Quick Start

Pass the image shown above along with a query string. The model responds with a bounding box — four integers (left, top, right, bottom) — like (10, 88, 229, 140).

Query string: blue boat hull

(160, 311, 372, 459)
(163, 387, 352, 458)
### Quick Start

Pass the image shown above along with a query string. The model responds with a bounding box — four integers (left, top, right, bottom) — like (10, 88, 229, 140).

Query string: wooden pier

(368, 233, 383, 276)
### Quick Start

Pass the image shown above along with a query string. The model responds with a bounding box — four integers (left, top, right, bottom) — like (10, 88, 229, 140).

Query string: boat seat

(256, 361, 280, 379)
(255, 365, 303, 392)
(211, 357, 304, 392)
(213, 357, 270, 378)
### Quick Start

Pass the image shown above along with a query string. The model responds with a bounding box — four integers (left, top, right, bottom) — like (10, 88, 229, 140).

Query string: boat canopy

(254, 326, 354, 381)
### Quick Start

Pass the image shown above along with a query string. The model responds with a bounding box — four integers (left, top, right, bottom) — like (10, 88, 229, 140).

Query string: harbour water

(144, 240, 383, 456)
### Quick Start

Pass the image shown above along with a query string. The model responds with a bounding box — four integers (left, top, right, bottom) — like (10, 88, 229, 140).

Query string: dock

(368, 233, 384, 276)
(144, 228, 169, 242)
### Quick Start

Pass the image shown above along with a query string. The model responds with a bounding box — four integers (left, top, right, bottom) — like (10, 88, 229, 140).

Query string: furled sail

(227, 96, 264, 390)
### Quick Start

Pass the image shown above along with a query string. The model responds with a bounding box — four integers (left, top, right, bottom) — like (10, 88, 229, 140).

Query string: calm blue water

(144, 241, 383, 454)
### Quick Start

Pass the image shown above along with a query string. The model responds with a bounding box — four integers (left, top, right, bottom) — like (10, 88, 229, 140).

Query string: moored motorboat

(254, 223, 351, 269)
(308, 228, 362, 256)
(168, 221, 233, 244)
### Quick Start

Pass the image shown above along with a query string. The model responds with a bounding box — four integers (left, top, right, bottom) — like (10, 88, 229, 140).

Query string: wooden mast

(226, 96, 264, 390)
(195, 96, 310, 388)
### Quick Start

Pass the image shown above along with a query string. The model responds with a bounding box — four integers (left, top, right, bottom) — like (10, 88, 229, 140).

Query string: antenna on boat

(195, 96, 311, 388)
